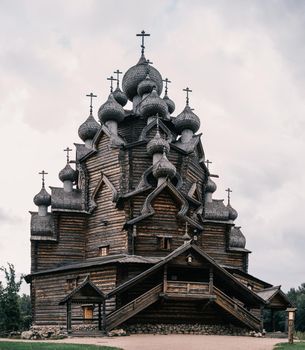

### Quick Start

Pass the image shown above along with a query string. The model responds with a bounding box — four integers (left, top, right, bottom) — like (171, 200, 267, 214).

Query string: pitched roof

(256, 286, 292, 307)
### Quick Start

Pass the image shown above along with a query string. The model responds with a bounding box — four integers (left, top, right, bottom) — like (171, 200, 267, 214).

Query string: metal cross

(39, 170, 48, 188)
(205, 159, 212, 170)
(163, 78, 171, 95)
(136, 30, 150, 55)
(183, 87, 192, 106)
(226, 187, 232, 205)
(63, 147, 73, 163)
(86, 92, 97, 114)
(107, 76, 117, 93)
(113, 69, 123, 88)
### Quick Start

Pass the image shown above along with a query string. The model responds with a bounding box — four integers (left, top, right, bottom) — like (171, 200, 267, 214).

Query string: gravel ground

(0, 335, 287, 350)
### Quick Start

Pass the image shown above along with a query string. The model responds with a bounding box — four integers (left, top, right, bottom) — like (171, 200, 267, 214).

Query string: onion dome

(122, 55, 163, 100)
(137, 74, 156, 97)
(147, 130, 170, 155)
(113, 86, 128, 107)
(229, 226, 246, 248)
(139, 88, 168, 119)
(173, 105, 200, 134)
(33, 187, 51, 207)
(206, 177, 217, 193)
(98, 93, 125, 124)
(78, 113, 100, 142)
(163, 94, 175, 114)
(227, 203, 238, 221)
(59, 163, 77, 183)
(153, 151, 176, 179)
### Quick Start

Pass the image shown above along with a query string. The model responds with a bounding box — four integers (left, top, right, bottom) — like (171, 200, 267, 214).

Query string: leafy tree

(19, 294, 32, 330)
(287, 283, 305, 332)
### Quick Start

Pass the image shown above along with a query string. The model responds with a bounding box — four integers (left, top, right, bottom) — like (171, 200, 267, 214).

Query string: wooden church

(25, 32, 291, 334)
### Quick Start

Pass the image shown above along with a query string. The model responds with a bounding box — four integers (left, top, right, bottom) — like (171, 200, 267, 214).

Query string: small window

(98, 245, 109, 257)
(82, 305, 94, 320)
(158, 237, 171, 251)
(66, 277, 79, 291)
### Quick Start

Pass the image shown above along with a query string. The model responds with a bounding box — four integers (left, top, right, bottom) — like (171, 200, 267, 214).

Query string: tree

(19, 294, 32, 330)
(287, 283, 305, 332)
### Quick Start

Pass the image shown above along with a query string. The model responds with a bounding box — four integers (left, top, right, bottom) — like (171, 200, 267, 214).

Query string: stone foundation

(21, 326, 68, 340)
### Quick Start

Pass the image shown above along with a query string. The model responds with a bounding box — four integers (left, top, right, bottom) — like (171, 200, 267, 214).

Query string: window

(82, 305, 94, 320)
(157, 236, 172, 250)
(98, 245, 109, 257)
(66, 277, 79, 291)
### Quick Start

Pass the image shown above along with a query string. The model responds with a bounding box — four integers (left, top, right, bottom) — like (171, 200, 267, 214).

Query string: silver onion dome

(227, 203, 238, 221)
(98, 93, 125, 124)
(173, 105, 200, 134)
(137, 74, 157, 97)
(33, 187, 51, 207)
(122, 55, 163, 100)
(113, 86, 128, 107)
(206, 176, 217, 193)
(147, 130, 170, 155)
(152, 152, 176, 179)
(163, 94, 175, 114)
(229, 226, 246, 248)
(59, 164, 77, 183)
(139, 88, 168, 119)
(78, 113, 100, 142)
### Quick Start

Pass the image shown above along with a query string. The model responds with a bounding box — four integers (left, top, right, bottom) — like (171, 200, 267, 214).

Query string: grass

(0, 342, 121, 350)
(275, 342, 305, 349)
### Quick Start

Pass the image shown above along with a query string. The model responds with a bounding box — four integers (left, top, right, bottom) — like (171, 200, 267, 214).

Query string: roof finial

(39, 170, 48, 189)
(136, 30, 150, 55)
(163, 78, 171, 95)
(86, 92, 97, 115)
(183, 87, 192, 106)
(205, 159, 212, 170)
(107, 75, 117, 93)
(63, 147, 73, 164)
(226, 187, 232, 205)
(113, 69, 123, 88)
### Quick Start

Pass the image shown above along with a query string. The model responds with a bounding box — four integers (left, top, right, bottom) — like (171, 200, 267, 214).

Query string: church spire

(33, 170, 51, 216)
(136, 30, 150, 56)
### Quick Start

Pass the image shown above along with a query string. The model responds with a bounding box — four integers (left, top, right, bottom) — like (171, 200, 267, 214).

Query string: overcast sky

(0, 0, 304, 294)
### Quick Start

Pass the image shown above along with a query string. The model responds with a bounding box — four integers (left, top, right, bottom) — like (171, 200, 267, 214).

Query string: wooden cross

(64, 147, 73, 163)
(163, 78, 171, 95)
(205, 159, 212, 170)
(107, 76, 117, 93)
(86, 92, 97, 113)
(113, 69, 123, 88)
(136, 30, 150, 55)
(39, 170, 48, 188)
(183, 87, 192, 106)
(226, 187, 232, 205)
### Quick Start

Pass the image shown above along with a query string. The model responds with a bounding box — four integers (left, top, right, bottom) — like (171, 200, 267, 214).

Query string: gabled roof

(59, 276, 105, 305)
(106, 242, 266, 306)
(256, 286, 292, 307)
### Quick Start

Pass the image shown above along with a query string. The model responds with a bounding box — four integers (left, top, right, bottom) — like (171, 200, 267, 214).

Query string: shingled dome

(163, 94, 175, 114)
(206, 177, 217, 193)
(78, 114, 100, 142)
(227, 203, 238, 221)
(229, 226, 246, 248)
(33, 187, 51, 207)
(173, 105, 200, 133)
(98, 93, 125, 124)
(113, 86, 128, 107)
(122, 55, 163, 100)
(139, 88, 168, 119)
(147, 130, 170, 155)
(137, 74, 157, 97)
(59, 164, 77, 183)
(152, 152, 176, 179)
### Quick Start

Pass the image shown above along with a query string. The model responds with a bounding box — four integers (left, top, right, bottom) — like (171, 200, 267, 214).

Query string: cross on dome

(63, 147, 73, 163)
(107, 76, 117, 93)
(163, 78, 171, 95)
(39, 170, 48, 188)
(226, 187, 232, 205)
(136, 30, 150, 55)
(113, 69, 123, 88)
(86, 92, 97, 114)
(205, 159, 212, 170)
(183, 87, 192, 106)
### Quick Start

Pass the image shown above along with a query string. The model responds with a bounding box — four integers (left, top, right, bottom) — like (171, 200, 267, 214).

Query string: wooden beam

(66, 301, 72, 334)
(98, 303, 102, 331)
(209, 266, 213, 294)
(163, 265, 167, 293)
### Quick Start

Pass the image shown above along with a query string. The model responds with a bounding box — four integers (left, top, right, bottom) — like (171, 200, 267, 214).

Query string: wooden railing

(214, 286, 261, 330)
(166, 281, 210, 295)
(106, 283, 162, 331)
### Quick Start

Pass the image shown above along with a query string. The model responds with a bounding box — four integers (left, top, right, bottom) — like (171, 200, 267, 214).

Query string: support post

(102, 300, 106, 334)
(271, 309, 275, 332)
(66, 301, 72, 334)
(260, 305, 264, 332)
(209, 266, 213, 294)
(98, 303, 102, 331)
(163, 265, 168, 293)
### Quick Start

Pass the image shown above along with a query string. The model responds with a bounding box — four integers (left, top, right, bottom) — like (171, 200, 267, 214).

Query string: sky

(0, 0, 304, 294)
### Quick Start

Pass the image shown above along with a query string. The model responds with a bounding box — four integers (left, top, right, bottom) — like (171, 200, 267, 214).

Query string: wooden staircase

(214, 287, 261, 331)
(105, 283, 162, 331)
